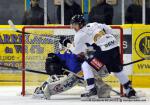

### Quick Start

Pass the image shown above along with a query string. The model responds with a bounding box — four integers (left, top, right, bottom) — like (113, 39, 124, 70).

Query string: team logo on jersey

(93, 30, 105, 42)
(135, 32, 150, 60)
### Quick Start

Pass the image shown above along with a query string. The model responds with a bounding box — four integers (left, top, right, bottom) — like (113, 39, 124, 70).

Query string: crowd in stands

(0, 0, 150, 25)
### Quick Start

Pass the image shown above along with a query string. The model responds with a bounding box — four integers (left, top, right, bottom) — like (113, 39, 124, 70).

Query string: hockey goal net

(21, 25, 124, 96)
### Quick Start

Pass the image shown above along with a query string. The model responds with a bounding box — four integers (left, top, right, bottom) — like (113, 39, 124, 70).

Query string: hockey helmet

(45, 53, 64, 75)
(70, 15, 85, 26)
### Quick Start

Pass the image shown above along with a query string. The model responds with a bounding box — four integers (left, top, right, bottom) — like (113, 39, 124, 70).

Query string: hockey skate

(125, 88, 136, 98)
(33, 87, 45, 99)
(32, 81, 48, 99)
(123, 81, 136, 98)
(81, 87, 98, 100)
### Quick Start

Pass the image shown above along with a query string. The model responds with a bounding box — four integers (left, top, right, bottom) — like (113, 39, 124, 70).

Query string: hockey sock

(123, 81, 132, 89)
(114, 70, 129, 85)
(86, 78, 95, 90)
(82, 61, 95, 90)
(82, 61, 94, 80)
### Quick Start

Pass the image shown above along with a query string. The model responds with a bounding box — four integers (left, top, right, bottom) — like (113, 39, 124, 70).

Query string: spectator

(22, 0, 50, 25)
(57, 0, 82, 25)
(146, 7, 150, 24)
(146, 1, 150, 24)
(125, 0, 142, 24)
(88, 0, 114, 25)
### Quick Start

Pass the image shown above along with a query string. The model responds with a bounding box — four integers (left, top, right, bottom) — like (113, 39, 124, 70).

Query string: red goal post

(21, 25, 124, 96)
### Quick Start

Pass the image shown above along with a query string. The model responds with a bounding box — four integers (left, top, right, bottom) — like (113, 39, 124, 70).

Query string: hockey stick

(84, 45, 150, 67)
(0, 64, 49, 75)
(8, 20, 30, 34)
(8, 20, 59, 41)
(122, 56, 150, 67)
(0, 64, 83, 78)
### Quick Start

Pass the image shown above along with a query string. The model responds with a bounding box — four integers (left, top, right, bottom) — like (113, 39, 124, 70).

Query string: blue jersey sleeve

(55, 52, 82, 74)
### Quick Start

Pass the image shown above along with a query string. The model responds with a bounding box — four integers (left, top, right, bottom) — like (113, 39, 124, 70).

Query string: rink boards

(0, 25, 150, 88)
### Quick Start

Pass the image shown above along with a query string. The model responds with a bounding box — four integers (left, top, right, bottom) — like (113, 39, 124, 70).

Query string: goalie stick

(8, 20, 60, 41)
(0, 64, 48, 75)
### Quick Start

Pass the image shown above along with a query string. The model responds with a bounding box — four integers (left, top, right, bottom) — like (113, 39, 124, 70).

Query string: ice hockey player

(68, 15, 136, 99)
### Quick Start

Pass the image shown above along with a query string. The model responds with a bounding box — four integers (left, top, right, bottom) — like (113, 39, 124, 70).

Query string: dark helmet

(70, 15, 86, 26)
(45, 53, 64, 75)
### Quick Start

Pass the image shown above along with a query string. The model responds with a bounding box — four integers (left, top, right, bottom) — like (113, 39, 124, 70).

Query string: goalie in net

(33, 15, 136, 100)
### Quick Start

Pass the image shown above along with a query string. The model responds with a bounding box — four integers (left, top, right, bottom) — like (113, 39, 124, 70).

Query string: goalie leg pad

(45, 74, 79, 95)
(43, 83, 52, 100)
(33, 74, 79, 99)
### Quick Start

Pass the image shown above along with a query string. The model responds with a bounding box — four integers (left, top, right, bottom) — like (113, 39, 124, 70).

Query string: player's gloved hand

(91, 43, 101, 51)
(59, 36, 75, 52)
(77, 52, 85, 59)
(85, 43, 101, 51)
(59, 36, 72, 47)
(85, 43, 96, 59)
(85, 43, 94, 52)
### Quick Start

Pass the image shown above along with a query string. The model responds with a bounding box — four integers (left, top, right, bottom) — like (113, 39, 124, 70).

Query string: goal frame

(21, 25, 124, 96)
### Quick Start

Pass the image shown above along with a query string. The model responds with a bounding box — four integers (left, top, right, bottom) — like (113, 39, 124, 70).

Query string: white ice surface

(0, 86, 150, 105)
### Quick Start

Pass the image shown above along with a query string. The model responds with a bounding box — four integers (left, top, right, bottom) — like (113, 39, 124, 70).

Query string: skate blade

(32, 93, 46, 99)
(127, 90, 147, 99)
(81, 95, 98, 101)
(82, 97, 148, 102)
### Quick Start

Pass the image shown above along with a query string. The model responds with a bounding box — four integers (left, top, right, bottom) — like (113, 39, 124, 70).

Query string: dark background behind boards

(0, 0, 123, 25)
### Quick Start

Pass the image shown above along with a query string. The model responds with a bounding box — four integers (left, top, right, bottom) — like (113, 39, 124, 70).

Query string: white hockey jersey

(70, 22, 118, 54)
